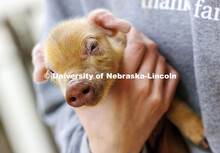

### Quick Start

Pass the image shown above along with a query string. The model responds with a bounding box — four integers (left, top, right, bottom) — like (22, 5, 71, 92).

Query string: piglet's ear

(32, 43, 48, 83)
(87, 9, 131, 36)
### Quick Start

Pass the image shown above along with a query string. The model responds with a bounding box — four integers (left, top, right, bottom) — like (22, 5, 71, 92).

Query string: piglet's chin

(65, 83, 95, 107)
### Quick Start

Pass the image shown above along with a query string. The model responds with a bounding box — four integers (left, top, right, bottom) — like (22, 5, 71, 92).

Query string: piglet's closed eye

(86, 39, 103, 56)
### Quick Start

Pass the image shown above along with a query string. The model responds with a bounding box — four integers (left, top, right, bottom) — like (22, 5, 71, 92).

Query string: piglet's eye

(91, 42, 98, 52)
(49, 69, 54, 73)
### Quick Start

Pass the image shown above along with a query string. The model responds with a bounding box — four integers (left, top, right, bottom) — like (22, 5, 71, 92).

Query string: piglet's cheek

(80, 54, 88, 59)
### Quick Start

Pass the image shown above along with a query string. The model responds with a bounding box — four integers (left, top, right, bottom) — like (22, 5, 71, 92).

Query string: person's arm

(34, 81, 91, 153)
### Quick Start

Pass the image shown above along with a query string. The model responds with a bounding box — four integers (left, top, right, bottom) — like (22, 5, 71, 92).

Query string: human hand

(32, 43, 47, 83)
(73, 10, 179, 153)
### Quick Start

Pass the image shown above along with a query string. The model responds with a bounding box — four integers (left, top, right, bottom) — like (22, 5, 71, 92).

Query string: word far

(194, 0, 220, 21)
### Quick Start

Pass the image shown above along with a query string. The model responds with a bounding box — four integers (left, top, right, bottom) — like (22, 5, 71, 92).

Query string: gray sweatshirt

(34, 0, 220, 153)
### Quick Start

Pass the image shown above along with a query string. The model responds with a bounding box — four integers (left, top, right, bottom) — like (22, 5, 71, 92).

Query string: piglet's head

(45, 19, 125, 107)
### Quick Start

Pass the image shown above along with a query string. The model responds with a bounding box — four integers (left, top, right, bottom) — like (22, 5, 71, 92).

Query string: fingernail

(120, 20, 132, 33)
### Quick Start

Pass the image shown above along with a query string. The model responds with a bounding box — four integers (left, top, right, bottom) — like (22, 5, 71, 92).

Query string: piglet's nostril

(65, 83, 95, 107)
(83, 88, 90, 94)
(69, 97, 76, 102)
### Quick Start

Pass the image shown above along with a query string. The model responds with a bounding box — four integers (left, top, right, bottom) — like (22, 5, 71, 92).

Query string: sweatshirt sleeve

(34, 0, 91, 153)
(189, 1, 220, 152)
(40, 0, 85, 41)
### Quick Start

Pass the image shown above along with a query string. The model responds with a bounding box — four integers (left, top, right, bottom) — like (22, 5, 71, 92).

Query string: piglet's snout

(65, 83, 95, 107)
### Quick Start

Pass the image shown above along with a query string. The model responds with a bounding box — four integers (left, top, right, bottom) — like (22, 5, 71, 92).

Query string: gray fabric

(189, 0, 220, 152)
(35, 0, 220, 152)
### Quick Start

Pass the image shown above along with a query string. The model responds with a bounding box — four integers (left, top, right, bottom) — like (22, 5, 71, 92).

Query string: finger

(138, 34, 158, 75)
(152, 55, 166, 96)
(32, 43, 47, 82)
(88, 9, 131, 34)
(121, 27, 146, 74)
(95, 14, 131, 33)
(163, 64, 179, 106)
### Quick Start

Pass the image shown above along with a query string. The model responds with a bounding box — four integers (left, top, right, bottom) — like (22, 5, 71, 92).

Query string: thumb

(32, 43, 48, 83)
(87, 9, 131, 35)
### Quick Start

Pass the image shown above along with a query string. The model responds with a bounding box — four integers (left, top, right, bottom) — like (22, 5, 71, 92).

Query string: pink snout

(65, 83, 95, 107)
